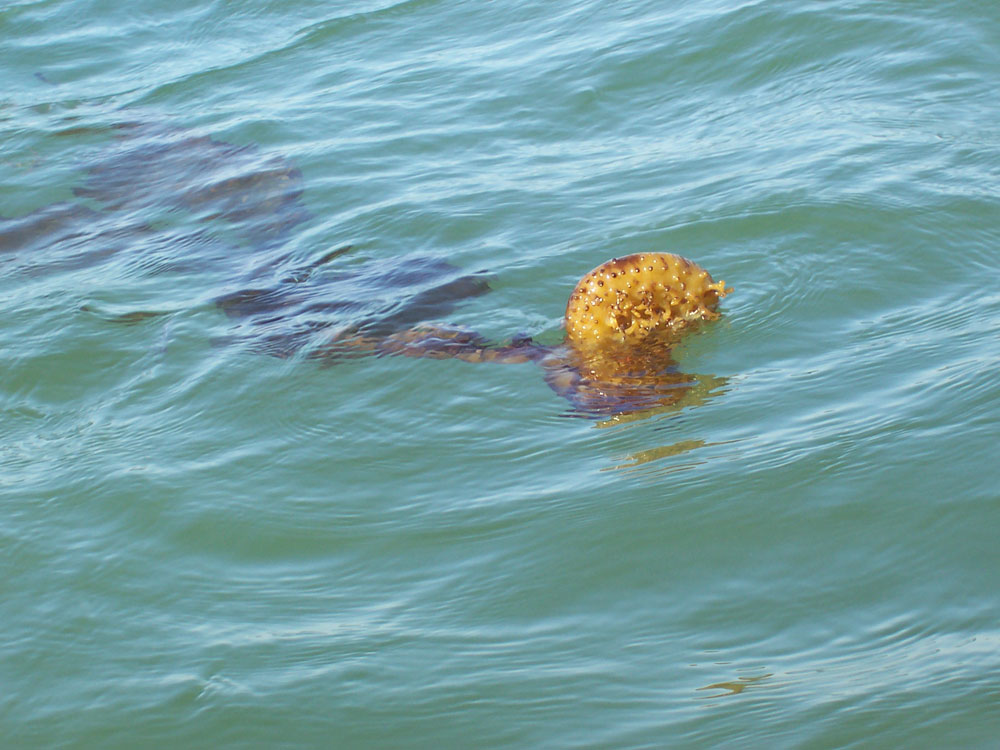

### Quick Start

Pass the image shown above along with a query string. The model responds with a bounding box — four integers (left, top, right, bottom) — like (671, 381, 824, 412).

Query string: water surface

(3, 0, 1000, 747)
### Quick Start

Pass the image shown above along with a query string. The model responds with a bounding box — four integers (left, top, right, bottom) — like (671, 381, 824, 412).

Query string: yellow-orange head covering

(564, 253, 729, 351)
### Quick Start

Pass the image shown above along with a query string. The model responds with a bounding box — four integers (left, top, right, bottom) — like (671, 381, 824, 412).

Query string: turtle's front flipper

(215, 252, 495, 360)
(365, 273, 491, 337)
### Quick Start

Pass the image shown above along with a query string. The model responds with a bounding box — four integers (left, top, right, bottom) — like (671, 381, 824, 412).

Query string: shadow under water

(1, 113, 731, 419)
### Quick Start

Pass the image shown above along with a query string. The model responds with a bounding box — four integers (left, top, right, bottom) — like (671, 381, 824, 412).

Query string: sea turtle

(1, 117, 731, 416)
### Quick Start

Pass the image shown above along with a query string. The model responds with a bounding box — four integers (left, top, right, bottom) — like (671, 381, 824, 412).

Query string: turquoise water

(3, 0, 1000, 747)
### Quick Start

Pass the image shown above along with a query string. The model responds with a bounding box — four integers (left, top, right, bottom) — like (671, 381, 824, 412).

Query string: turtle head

(563, 252, 730, 373)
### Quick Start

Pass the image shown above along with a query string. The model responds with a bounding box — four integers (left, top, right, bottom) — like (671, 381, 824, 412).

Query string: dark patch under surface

(2, 117, 492, 361)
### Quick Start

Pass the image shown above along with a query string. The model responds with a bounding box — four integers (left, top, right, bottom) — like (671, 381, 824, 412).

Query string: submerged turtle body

(1, 115, 731, 417)
(2, 117, 489, 358)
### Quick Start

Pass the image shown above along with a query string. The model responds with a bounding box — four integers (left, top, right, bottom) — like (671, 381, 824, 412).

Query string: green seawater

(2, 1, 1000, 747)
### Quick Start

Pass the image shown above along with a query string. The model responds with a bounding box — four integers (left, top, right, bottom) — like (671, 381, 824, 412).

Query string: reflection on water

(594, 373, 730, 427)
(594, 374, 731, 475)
(607, 439, 708, 471)
(697, 673, 773, 698)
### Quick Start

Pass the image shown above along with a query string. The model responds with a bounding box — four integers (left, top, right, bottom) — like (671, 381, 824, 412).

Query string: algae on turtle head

(564, 253, 729, 351)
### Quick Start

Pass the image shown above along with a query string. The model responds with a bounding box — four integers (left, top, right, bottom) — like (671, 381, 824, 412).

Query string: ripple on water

(4, 0, 1000, 746)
